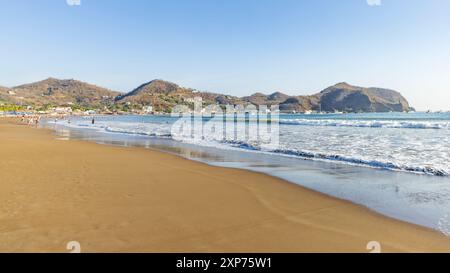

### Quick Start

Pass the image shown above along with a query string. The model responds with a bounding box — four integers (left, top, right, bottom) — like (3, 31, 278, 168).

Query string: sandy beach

(1, 117, 450, 253)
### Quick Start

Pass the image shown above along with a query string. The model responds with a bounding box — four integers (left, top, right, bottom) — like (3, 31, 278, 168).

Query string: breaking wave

(280, 119, 450, 129)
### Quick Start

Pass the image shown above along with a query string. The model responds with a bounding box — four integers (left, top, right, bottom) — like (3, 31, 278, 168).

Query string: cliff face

(315, 83, 411, 112)
(0, 78, 413, 113)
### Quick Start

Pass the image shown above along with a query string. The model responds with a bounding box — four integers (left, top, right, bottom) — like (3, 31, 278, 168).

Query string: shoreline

(1, 117, 450, 252)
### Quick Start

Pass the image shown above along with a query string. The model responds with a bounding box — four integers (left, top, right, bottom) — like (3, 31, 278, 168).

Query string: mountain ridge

(0, 78, 413, 113)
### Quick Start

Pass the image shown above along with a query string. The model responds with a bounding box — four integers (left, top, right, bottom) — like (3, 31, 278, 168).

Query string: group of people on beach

(20, 114, 41, 126)
(18, 114, 96, 127)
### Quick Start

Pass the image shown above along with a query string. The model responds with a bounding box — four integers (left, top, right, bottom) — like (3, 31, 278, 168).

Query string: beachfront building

(184, 98, 196, 103)
(84, 110, 97, 115)
(54, 107, 73, 115)
(143, 105, 153, 114)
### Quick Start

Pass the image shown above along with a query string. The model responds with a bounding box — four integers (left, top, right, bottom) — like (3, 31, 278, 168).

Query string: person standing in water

(35, 116, 40, 127)
(92, 117, 95, 125)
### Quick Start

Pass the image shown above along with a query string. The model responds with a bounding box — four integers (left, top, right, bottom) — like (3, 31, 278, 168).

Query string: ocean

(45, 112, 450, 231)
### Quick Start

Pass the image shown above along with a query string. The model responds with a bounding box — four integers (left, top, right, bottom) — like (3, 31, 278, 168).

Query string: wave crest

(280, 119, 450, 129)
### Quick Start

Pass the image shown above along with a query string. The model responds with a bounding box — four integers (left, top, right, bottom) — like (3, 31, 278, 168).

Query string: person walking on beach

(35, 116, 41, 127)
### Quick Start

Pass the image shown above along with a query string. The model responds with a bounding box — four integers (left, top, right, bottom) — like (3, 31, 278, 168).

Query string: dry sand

(1, 118, 450, 253)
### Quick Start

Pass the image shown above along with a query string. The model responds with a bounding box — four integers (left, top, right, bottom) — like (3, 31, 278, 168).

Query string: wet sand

(1, 117, 450, 253)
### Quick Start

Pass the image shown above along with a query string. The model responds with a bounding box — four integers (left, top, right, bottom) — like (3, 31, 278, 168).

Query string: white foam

(280, 118, 450, 129)
(49, 116, 450, 177)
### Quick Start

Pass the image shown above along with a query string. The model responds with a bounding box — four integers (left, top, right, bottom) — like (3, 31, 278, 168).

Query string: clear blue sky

(0, 0, 449, 110)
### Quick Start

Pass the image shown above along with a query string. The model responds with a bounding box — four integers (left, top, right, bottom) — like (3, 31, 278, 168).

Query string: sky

(0, 0, 449, 110)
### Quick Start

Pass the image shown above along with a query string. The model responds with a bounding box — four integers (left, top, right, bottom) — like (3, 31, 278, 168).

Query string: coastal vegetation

(0, 103, 24, 112)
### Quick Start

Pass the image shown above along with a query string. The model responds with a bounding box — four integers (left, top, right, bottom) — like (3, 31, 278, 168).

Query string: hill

(0, 78, 413, 113)
(9, 78, 120, 108)
(315, 82, 412, 112)
(115, 79, 242, 112)
(0, 86, 12, 103)
(116, 80, 412, 113)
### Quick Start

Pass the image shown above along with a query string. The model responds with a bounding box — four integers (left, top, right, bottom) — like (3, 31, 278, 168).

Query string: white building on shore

(142, 105, 153, 114)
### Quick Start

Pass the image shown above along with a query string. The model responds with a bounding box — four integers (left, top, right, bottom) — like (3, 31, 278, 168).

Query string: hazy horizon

(1, 0, 449, 111)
